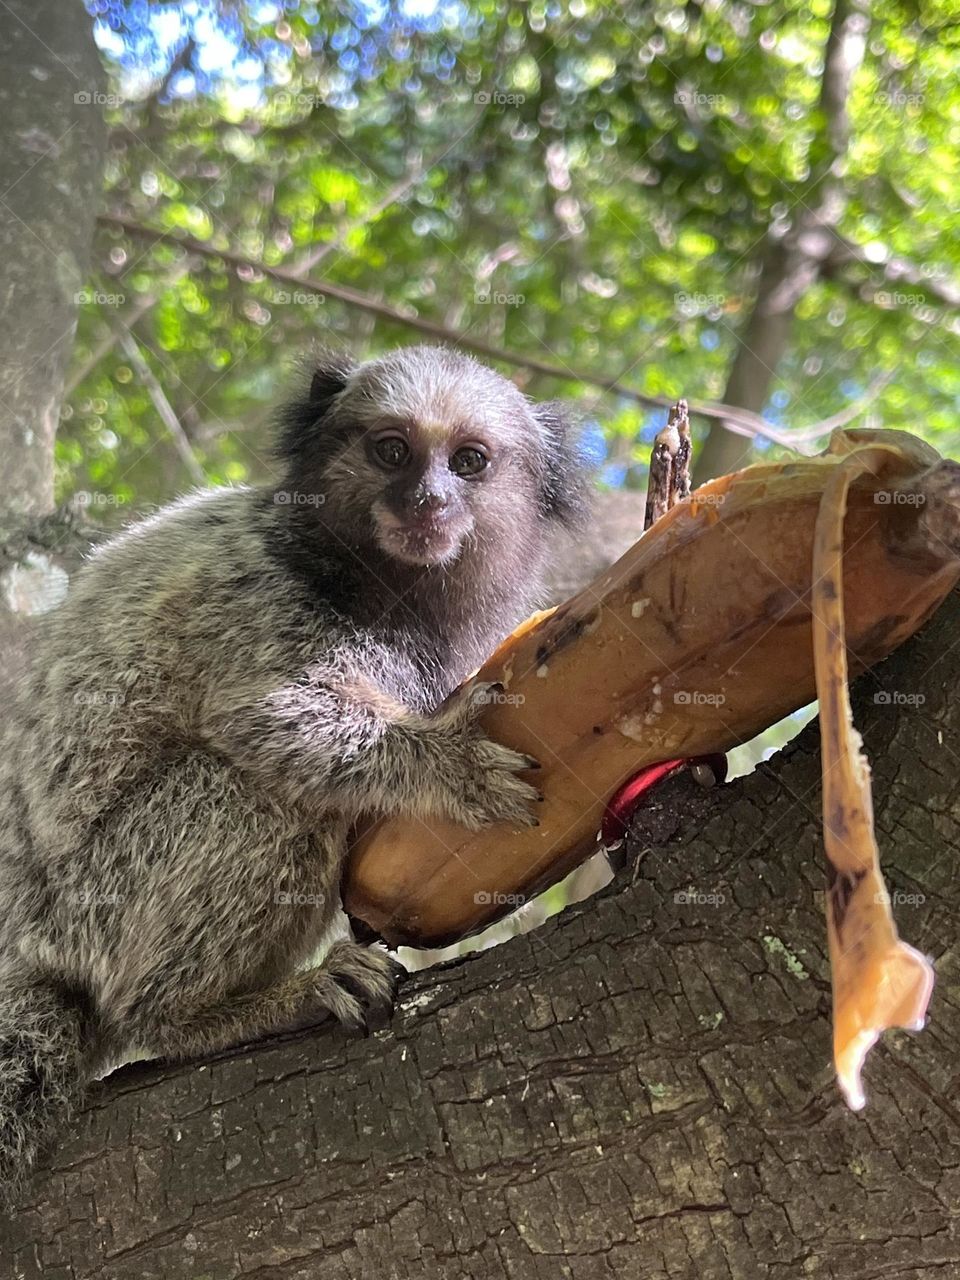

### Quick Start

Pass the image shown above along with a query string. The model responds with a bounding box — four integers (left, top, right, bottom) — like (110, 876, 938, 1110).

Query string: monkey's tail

(0, 964, 92, 1198)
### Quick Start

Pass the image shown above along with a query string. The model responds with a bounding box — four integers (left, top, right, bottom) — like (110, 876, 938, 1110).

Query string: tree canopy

(66, 0, 960, 513)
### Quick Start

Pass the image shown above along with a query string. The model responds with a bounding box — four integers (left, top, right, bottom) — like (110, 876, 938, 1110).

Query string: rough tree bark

(0, 0, 105, 514)
(0, 0, 106, 700)
(2, 579, 958, 1278)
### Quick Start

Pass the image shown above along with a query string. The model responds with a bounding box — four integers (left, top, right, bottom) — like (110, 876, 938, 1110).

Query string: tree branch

(96, 213, 869, 452)
(64, 262, 191, 397)
(826, 234, 960, 311)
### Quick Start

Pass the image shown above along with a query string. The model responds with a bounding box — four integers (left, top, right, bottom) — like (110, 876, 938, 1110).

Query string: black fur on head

(274, 348, 357, 477)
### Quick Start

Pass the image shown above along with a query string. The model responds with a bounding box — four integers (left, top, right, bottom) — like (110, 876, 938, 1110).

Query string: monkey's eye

(372, 435, 411, 469)
(450, 446, 489, 478)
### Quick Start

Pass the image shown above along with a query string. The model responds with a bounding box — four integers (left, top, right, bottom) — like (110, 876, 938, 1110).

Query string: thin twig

(117, 329, 206, 485)
(777, 370, 895, 443)
(644, 399, 692, 530)
(826, 235, 960, 312)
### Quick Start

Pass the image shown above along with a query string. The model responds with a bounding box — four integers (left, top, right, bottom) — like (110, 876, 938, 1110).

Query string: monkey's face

(365, 423, 490, 567)
(319, 418, 521, 570)
(312, 350, 548, 569)
(279, 346, 588, 574)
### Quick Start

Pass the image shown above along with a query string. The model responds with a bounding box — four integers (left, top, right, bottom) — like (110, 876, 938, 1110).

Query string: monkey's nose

(414, 490, 448, 514)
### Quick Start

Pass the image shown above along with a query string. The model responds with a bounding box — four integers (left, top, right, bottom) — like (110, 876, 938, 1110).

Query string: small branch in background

(826, 236, 960, 312)
(96, 215, 815, 449)
(117, 330, 206, 486)
(644, 399, 692, 530)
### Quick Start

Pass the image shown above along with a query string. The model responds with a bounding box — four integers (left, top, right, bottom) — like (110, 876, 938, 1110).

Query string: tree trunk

(694, 0, 867, 482)
(0, 0, 105, 515)
(3, 586, 958, 1280)
(0, 0, 106, 698)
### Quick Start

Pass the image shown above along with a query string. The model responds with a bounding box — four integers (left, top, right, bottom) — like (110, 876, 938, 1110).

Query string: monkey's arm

(199, 666, 539, 830)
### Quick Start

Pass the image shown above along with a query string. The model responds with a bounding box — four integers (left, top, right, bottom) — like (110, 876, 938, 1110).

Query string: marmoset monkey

(0, 345, 590, 1187)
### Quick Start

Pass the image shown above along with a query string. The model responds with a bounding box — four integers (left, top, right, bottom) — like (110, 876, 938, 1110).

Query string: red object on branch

(600, 759, 686, 847)
(600, 754, 728, 848)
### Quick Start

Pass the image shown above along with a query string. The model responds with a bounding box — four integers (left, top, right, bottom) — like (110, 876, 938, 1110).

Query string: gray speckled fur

(0, 345, 590, 1187)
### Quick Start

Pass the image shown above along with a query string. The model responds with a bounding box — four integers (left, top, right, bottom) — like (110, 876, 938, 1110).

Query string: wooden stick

(644, 398, 692, 530)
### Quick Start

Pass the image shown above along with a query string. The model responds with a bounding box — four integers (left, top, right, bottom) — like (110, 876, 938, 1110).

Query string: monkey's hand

(427, 681, 542, 831)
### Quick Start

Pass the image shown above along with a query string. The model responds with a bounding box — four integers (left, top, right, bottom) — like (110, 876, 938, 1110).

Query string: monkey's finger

(490, 772, 543, 821)
(473, 740, 542, 777)
(495, 799, 541, 829)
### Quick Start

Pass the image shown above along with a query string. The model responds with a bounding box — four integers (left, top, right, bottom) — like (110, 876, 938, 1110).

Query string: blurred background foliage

(68, 0, 960, 517)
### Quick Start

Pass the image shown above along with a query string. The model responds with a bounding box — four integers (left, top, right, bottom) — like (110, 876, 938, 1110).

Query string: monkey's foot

(292, 941, 405, 1034)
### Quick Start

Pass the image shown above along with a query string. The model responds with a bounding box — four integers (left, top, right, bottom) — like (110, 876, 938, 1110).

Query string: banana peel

(810, 440, 949, 1108)
(344, 428, 960, 1105)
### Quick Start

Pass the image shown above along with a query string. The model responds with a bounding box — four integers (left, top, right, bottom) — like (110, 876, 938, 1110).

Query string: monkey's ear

(276, 351, 356, 471)
(308, 351, 355, 414)
(531, 401, 593, 528)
